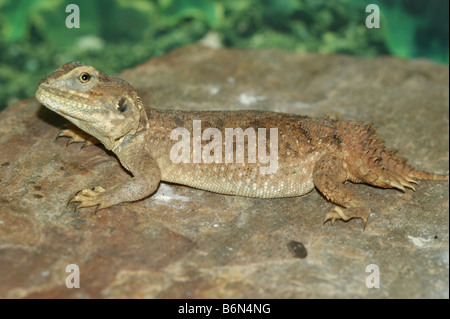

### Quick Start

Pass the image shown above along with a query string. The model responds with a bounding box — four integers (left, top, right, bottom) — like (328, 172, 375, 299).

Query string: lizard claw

(323, 206, 348, 225)
(69, 186, 107, 211)
(323, 206, 371, 229)
(56, 124, 99, 147)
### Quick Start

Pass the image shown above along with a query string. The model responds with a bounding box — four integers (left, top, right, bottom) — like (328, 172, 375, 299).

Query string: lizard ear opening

(117, 97, 128, 113)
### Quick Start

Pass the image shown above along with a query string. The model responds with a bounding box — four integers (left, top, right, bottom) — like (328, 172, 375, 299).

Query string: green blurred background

(0, 0, 448, 111)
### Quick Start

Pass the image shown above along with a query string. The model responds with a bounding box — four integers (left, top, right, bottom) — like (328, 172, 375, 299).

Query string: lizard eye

(79, 72, 91, 83)
(117, 97, 128, 113)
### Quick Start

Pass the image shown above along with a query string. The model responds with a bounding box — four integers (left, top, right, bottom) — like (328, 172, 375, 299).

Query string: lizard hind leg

(313, 155, 371, 228)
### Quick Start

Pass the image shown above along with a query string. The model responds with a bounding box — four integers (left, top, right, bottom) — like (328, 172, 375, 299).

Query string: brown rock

(0, 45, 448, 298)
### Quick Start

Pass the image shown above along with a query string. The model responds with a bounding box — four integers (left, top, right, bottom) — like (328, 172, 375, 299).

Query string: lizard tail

(407, 168, 449, 181)
(339, 121, 448, 191)
(361, 151, 448, 192)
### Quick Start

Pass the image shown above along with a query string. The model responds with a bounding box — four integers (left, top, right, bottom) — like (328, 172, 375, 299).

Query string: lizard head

(36, 62, 147, 151)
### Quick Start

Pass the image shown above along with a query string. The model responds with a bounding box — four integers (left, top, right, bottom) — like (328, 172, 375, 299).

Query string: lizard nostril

(38, 78, 50, 87)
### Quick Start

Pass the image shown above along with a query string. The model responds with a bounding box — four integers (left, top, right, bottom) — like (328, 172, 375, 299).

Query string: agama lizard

(35, 62, 448, 227)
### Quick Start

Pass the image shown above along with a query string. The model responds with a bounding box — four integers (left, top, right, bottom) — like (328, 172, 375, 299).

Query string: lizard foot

(323, 206, 371, 229)
(69, 186, 108, 211)
(57, 124, 99, 148)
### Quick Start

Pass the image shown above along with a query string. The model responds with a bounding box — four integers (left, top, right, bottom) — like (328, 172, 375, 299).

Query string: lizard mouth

(36, 86, 97, 123)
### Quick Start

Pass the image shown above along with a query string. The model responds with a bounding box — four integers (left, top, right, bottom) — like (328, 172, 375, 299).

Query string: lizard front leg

(69, 153, 161, 211)
(57, 123, 100, 147)
(313, 154, 371, 228)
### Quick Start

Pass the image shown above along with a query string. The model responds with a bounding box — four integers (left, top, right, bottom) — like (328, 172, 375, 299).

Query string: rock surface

(0, 45, 448, 298)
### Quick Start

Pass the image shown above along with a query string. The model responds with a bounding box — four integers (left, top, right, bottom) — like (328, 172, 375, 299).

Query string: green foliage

(0, 0, 447, 111)
(220, 0, 387, 55)
(379, 0, 449, 64)
(158, 0, 223, 29)
(0, 0, 62, 42)
(0, 0, 219, 45)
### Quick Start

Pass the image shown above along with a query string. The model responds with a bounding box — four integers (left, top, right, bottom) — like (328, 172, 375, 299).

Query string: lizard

(35, 62, 448, 228)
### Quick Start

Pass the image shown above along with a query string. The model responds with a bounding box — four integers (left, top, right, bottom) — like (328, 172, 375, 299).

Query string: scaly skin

(35, 62, 448, 227)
